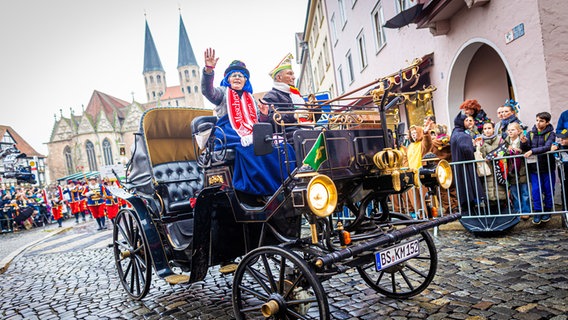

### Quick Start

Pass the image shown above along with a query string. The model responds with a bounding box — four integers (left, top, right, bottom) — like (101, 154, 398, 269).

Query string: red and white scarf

(226, 88, 258, 138)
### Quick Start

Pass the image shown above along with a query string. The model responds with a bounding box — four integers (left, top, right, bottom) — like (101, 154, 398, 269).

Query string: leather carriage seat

(153, 161, 204, 214)
(190, 116, 235, 165)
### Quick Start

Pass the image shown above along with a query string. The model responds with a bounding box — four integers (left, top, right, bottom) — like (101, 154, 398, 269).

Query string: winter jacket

(521, 123, 556, 173)
(556, 110, 568, 135)
(496, 115, 526, 139)
(504, 136, 527, 184)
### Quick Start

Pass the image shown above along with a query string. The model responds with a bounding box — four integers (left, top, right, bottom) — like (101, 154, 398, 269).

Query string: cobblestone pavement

(0, 223, 566, 319)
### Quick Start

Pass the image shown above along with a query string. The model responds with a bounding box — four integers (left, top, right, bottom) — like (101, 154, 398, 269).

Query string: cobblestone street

(0, 222, 567, 319)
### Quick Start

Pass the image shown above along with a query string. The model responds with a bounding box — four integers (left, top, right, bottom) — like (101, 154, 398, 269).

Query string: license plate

(375, 239, 420, 271)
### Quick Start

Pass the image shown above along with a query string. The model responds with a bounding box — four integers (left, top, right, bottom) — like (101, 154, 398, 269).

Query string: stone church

(47, 15, 205, 182)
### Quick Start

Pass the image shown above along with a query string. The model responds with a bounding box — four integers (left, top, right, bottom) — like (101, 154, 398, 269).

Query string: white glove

(241, 134, 253, 147)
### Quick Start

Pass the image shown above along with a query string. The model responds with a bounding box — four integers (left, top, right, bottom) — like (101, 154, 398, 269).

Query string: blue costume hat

(504, 99, 520, 114)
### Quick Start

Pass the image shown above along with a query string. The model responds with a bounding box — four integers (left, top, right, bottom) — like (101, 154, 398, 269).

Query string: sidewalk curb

(0, 226, 73, 274)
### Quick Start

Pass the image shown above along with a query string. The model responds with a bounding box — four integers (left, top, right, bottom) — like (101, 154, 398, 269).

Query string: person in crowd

(103, 178, 119, 225)
(82, 176, 107, 230)
(451, 109, 486, 210)
(459, 99, 490, 135)
(521, 112, 556, 224)
(552, 129, 568, 210)
(201, 47, 295, 197)
(260, 53, 307, 141)
(464, 115, 477, 137)
(502, 122, 530, 219)
(496, 99, 527, 139)
(422, 119, 459, 213)
(477, 121, 507, 207)
(64, 180, 86, 223)
(405, 124, 429, 217)
(556, 109, 568, 135)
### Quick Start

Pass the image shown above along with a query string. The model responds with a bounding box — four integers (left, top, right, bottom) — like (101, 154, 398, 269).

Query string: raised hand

(204, 48, 219, 70)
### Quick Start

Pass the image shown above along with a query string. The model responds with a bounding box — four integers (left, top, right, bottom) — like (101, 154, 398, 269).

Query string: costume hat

(269, 53, 294, 79)
(224, 60, 249, 78)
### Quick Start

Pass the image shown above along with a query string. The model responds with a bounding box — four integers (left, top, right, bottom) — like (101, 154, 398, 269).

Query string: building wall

(322, 0, 561, 129)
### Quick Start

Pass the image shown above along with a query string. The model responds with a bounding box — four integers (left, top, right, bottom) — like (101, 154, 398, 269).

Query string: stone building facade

(47, 14, 205, 182)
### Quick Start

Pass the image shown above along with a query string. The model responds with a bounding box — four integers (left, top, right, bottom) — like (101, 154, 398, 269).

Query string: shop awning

(56, 171, 100, 182)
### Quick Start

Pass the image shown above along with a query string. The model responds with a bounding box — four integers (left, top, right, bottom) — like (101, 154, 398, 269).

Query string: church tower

(177, 15, 203, 107)
(143, 20, 166, 103)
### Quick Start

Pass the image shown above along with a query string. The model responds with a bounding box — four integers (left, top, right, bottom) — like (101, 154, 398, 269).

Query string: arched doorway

(447, 39, 515, 125)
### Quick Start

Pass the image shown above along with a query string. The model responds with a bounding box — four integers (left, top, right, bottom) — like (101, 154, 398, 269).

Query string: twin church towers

(143, 14, 204, 108)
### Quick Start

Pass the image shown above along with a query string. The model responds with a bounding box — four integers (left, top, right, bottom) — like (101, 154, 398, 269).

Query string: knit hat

(269, 53, 294, 79)
(224, 60, 249, 78)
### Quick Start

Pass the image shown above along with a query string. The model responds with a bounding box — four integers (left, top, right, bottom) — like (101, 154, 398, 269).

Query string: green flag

(303, 133, 327, 170)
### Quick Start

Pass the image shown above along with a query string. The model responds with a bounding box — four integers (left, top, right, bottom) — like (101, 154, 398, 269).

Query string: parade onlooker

(552, 129, 568, 210)
(478, 122, 507, 205)
(556, 109, 568, 135)
(496, 99, 527, 139)
(521, 112, 556, 224)
(451, 110, 486, 209)
(503, 122, 530, 218)
(459, 99, 490, 136)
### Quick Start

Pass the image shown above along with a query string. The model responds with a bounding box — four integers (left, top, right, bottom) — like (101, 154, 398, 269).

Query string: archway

(447, 39, 515, 126)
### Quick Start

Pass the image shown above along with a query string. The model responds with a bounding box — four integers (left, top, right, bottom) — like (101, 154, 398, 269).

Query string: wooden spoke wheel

(356, 212, 437, 299)
(232, 246, 329, 320)
(113, 209, 152, 300)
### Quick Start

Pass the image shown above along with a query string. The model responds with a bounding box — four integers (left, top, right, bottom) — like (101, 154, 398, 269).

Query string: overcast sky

(0, 0, 308, 155)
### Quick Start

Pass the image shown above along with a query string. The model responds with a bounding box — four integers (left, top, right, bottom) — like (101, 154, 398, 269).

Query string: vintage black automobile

(110, 64, 459, 319)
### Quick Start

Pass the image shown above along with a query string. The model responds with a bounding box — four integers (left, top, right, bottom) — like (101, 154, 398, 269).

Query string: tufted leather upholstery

(153, 161, 204, 214)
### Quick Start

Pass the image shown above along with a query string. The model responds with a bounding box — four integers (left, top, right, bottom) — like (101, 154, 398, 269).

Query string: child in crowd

(504, 122, 530, 218)
(521, 112, 556, 224)
(478, 122, 507, 206)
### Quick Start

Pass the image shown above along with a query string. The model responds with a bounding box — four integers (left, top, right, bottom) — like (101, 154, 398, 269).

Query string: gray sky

(0, 0, 308, 155)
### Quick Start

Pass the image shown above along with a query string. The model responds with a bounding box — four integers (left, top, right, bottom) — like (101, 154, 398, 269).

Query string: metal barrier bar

(332, 150, 567, 222)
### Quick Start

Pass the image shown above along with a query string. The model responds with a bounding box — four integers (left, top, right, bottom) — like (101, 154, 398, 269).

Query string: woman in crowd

(450, 109, 486, 210)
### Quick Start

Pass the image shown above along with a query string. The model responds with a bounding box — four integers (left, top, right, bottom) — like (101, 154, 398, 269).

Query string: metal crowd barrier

(334, 150, 567, 227)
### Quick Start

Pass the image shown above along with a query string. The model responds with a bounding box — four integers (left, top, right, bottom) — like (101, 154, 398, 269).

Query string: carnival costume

(202, 60, 295, 196)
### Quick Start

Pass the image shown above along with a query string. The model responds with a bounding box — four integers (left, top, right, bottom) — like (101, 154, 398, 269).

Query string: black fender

(123, 195, 175, 279)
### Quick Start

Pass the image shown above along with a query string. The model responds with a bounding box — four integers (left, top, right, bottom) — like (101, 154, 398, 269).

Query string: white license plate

(375, 239, 420, 271)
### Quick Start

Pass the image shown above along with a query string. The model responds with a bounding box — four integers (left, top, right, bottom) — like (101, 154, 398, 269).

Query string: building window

(102, 139, 113, 166)
(317, 3, 324, 26)
(372, 3, 387, 51)
(330, 14, 338, 45)
(194, 86, 199, 93)
(338, 65, 345, 94)
(187, 86, 191, 94)
(313, 16, 319, 43)
(184, 70, 190, 81)
(144, 77, 148, 85)
(346, 52, 354, 83)
(338, 0, 347, 28)
(157, 75, 162, 84)
(317, 53, 325, 84)
(85, 140, 97, 171)
(356, 31, 368, 70)
(64, 146, 73, 175)
(323, 38, 330, 69)
(396, 0, 416, 12)
(150, 76, 154, 84)
(192, 70, 197, 77)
